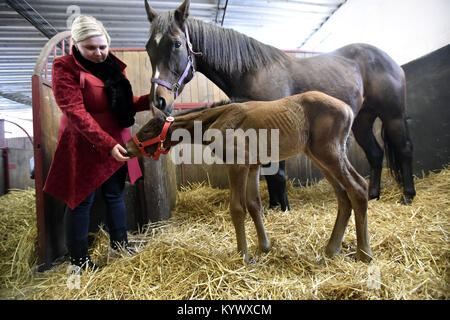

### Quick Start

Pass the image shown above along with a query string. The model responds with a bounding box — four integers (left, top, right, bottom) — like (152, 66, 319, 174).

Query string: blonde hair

(71, 15, 111, 45)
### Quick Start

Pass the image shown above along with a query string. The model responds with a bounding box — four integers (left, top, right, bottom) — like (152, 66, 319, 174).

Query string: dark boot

(70, 255, 100, 272)
(110, 230, 138, 256)
(69, 241, 100, 272)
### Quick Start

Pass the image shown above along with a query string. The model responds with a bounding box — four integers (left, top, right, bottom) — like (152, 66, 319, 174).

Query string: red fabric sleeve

(52, 58, 118, 154)
(122, 68, 150, 113)
(133, 94, 151, 112)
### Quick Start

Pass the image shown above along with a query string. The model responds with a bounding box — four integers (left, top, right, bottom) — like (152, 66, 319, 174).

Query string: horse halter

(132, 116, 175, 160)
(151, 24, 203, 99)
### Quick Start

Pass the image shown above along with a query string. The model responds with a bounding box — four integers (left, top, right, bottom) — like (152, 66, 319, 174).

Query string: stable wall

(6, 144, 34, 190)
(0, 137, 34, 194)
(403, 44, 450, 175)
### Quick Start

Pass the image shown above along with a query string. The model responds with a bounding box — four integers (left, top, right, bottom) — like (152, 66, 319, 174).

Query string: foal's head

(125, 106, 167, 158)
(144, 0, 196, 115)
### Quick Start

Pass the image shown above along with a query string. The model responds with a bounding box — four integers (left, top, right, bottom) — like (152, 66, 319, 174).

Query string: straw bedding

(0, 168, 448, 300)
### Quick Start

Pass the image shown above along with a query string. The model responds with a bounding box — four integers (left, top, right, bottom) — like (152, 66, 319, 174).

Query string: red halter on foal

(132, 116, 175, 160)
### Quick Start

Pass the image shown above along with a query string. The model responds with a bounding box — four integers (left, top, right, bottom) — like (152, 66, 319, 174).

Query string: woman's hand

(110, 144, 130, 162)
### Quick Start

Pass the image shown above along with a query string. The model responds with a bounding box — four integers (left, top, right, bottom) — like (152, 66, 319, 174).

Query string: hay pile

(0, 168, 448, 300)
(0, 189, 37, 296)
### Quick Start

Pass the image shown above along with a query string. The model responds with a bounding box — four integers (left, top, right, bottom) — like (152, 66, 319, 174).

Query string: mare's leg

(352, 104, 384, 200)
(263, 161, 290, 211)
(309, 144, 372, 262)
(227, 165, 250, 262)
(382, 116, 416, 204)
(306, 153, 352, 258)
(246, 165, 271, 253)
(368, 75, 415, 204)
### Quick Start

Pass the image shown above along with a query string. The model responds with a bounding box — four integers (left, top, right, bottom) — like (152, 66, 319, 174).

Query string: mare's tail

(381, 83, 410, 186)
(381, 124, 402, 184)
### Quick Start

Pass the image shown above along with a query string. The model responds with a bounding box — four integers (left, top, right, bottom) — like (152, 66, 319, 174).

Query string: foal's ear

(144, 0, 158, 23)
(175, 0, 190, 27)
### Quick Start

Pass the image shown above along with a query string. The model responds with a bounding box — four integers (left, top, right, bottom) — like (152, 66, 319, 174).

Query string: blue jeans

(65, 165, 128, 258)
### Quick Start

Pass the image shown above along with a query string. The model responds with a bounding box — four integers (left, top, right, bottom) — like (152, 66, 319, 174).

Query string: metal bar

(299, 0, 347, 49)
(0, 120, 5, 148)
(44, 58, 47, 80)
(0, 77, 34, 84)
(1, 119, 33, 146)
(0, 56, 41, 60)
(111, 48, 146, 52)
(214, 0, 221, 24)
(5, 0, 59, 40)
(1, 148, 10, 194)
(0, 38, 49, 41)
(0, 69, 33, 73)
(220, 0, 229, 26)
(31, 74, 46, 266)
(29, 0, 217, 9)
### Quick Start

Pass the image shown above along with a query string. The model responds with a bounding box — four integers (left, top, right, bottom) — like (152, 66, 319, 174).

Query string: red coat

(43, 52, 149, 210)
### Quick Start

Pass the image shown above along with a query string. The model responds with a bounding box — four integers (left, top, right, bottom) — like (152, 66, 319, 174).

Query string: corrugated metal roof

(0, 0, 345, 111)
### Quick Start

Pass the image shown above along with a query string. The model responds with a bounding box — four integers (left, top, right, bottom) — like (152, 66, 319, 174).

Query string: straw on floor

(0, 167, 448, 299)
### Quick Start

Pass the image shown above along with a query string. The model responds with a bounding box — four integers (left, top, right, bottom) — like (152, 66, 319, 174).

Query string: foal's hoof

(259, 241, 271, 253)
(324, 246, 340, 260)
(240, 254, 250, 264)
(356, 249, 373, 263)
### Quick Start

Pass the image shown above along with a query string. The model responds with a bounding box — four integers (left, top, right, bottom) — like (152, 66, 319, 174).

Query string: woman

(43, 15, 149, 270)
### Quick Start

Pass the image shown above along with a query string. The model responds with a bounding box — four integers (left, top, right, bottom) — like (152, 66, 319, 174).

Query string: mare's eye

(174, 41, 182, 49)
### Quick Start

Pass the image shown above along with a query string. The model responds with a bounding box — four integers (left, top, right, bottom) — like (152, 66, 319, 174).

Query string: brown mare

(143, 0, 416, 207)
(125, 91, 373, 263)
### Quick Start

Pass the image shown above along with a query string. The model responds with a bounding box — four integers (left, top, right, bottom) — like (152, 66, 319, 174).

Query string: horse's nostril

(158, 97, 166, 110)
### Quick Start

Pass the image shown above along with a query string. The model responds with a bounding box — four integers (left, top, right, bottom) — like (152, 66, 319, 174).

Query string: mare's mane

(150, 12, 289, 75)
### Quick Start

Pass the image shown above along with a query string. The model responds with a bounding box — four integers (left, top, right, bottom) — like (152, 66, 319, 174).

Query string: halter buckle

(171, 82, 180, 93)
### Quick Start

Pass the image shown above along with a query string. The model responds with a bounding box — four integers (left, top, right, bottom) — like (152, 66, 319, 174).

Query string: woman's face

(75, 35, 109, 63)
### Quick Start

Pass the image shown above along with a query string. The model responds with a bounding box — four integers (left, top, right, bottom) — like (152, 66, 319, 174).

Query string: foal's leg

(306, 153, 352, 258)
(310, 145, 372, 262)
(343, 157, 373, 261)
(246, 165, 271, 253)
(227, 165, 250, 262)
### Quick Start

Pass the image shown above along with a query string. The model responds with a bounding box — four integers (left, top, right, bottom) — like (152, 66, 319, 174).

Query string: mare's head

(144, 0, 196, 115)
